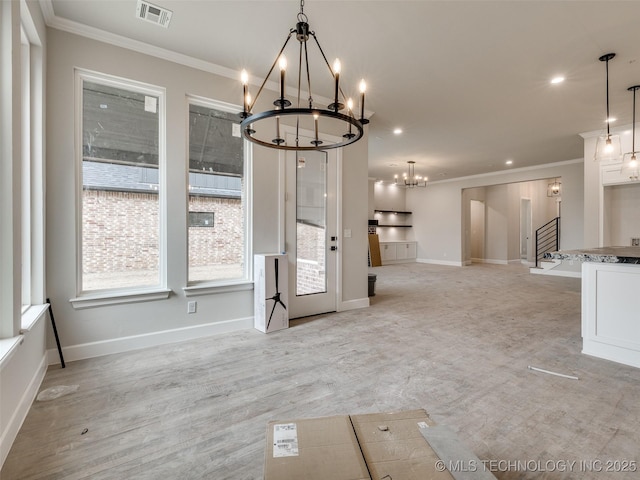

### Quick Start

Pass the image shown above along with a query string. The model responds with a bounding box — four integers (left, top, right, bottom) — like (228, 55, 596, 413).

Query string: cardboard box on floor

(264, 409, 461, 480)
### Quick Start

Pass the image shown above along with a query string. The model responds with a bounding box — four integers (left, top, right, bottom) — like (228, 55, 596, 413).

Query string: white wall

(407, 160, 584, 266)
(583, 125, 640, 247)
(0, 0, 48, 468)
(45, 28, 369, 360)
(603, 183, 640, 246)
(371, 182, 409, 241)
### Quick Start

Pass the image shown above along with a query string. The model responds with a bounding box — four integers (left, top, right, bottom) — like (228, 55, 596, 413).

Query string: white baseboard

(1, 353, 47, 468)
(482, 259, 508, 265)
(339, 298, 369, 311)
(508, 259, 523, 265)
(47, 316, 254, 365)
(416, 258, 464, 267)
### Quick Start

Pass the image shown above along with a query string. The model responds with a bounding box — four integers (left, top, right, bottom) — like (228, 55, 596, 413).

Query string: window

(21, 26, 32, 310)
(187, 99, 248, 284)
(78, 72, 165, 293)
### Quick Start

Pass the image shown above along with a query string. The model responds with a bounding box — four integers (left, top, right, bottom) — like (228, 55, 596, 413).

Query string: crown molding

(37, 0, 374, 119)
(427, 158, 584, 185)
(39, 0, 244, 81)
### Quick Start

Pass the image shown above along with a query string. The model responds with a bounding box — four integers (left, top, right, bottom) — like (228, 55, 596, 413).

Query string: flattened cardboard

(350, 409, 455, 480)
(264, 415, 370, 480)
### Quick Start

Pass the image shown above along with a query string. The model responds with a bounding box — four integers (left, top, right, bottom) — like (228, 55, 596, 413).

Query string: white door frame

(279, 127, 342, 318)
(520, 197, 533, 264)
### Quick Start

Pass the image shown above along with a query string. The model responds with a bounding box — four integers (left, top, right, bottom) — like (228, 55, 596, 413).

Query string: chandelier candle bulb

(241, 69, 249, 114)
(333, 58, 341, 112)
(359, 79, 367, 123)
(279, 55, 287, 103)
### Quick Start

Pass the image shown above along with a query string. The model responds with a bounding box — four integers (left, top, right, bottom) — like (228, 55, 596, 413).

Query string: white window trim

(185, 94, 253, 289)
(74, 69, 168, 306)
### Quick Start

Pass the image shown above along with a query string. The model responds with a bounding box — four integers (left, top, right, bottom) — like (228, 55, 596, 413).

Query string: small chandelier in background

(239, 0, 368, 151)
(547, 178, 561, 197)
(622, 85, 640, 180)
(395, 161, 427, 188)
(594, 53, 622, 162)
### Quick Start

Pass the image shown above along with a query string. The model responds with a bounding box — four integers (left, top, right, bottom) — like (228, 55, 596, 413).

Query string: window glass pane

(188, 103, 245, 283)
(21, 31, 31, 308)
(296, 151, 327, 295)
(81, 80, 160, 291)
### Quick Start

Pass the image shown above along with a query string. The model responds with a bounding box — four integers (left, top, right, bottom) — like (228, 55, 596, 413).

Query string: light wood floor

(4, 263, 640, 479)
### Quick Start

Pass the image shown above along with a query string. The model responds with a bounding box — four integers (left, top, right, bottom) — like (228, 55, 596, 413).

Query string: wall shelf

(374, 209, 412, 215)
(377, 224, 413, 228)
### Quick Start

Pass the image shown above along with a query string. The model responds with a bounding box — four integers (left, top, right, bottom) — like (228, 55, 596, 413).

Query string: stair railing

(535, 217, 560, 267)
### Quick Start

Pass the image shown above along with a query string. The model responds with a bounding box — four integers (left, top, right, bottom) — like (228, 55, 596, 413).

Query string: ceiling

(45, 0, 640, 182)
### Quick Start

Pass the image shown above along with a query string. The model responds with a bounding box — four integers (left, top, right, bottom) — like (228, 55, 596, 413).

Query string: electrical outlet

(187, 301, 197, 314)
(632, 238, 640, 247)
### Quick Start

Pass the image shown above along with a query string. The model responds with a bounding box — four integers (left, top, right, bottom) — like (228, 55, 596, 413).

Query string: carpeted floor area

(4, 263, 640, 479)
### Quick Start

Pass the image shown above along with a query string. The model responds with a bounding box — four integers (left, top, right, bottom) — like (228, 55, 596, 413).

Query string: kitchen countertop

(545, 246, 640, 264)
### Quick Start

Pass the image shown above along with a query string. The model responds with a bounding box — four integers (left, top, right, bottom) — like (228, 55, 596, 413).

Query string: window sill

(183, 280, 253, 297)
(70, 288, 172, 309)
(21, 303, 49, 333)
(0, 304, 49, 366)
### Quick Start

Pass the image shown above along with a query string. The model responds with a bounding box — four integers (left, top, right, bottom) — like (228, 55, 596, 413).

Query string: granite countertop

(545, 246, 640, 264)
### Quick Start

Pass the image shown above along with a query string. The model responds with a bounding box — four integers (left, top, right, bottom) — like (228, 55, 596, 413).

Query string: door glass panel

(296, 150, 327, 296)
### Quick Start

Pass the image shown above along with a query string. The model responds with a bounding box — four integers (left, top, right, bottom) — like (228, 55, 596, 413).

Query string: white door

(520, 198, 532, 263)
(285, 137, 338, 318)
(470, 200, 485, 262)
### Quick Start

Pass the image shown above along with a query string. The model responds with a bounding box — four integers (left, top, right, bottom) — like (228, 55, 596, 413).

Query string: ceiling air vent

(136, 0, 172, 28)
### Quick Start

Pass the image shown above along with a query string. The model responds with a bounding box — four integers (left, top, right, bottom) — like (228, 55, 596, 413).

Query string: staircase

(530, 217, 560, 274)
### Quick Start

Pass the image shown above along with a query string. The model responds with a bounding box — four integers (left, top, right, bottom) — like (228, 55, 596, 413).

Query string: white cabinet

(602, 164, 640, 186)
(379, 242, 417, 265)
(380, 243, 397, 261)
(582, 262, 640, 368)
(396, 242, 417, 260)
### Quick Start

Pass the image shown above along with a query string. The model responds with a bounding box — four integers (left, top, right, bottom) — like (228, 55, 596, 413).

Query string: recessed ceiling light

(393, 128, 402, 135)
(506, 160, 513, 165)
(551, 76, 565, 84)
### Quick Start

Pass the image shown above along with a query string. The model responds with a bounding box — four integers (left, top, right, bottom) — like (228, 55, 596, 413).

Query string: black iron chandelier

(395, 161, 427, 188)
(239, 0, 368, 151)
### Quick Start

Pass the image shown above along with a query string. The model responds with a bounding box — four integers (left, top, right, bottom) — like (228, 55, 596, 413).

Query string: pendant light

(594, 53, 622, 162)
(547, 178, 561, 197)
(623, 85, 640, 180)
(239, 0, 368, 151)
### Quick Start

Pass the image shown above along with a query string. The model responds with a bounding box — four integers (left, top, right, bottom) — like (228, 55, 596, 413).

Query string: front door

(284, 137, 338, 318)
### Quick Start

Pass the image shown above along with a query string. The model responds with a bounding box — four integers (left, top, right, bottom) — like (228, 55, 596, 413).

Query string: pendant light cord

(606, 58, 611, 137)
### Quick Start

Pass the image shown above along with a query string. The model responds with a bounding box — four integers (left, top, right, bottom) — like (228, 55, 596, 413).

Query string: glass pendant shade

(594, 133, 622, 163)
(622, 85, 640, 180)
(595, 53, 621, 162)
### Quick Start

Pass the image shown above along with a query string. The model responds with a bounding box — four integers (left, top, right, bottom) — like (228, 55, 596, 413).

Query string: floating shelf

(377, 224, 412, 228)
(374, 209, 412, 215)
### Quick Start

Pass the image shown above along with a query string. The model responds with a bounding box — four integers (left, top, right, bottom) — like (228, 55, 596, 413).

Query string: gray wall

(45, 28, 368, 355)
(407, 160, 584, 265)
